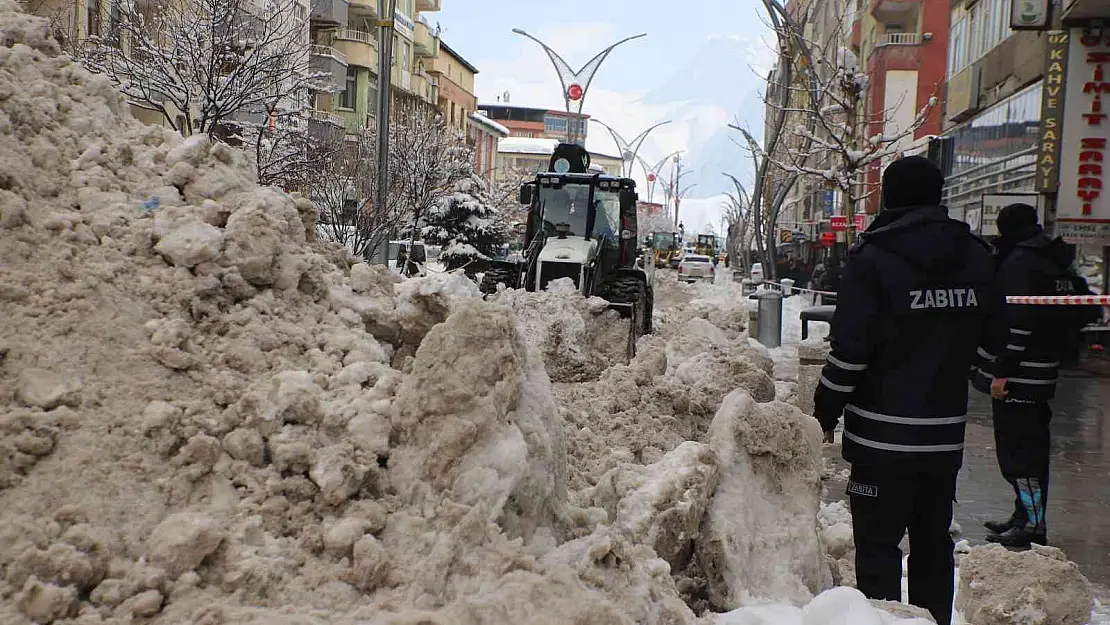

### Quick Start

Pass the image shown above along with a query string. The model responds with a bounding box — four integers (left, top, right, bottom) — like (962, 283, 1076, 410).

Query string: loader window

(538, 184, 590, 237)
(594, 191, 621, 241)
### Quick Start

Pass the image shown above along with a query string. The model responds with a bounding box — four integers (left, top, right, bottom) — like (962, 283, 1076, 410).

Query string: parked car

(750, 262, 764, 284)
(678, 254, 715, 283)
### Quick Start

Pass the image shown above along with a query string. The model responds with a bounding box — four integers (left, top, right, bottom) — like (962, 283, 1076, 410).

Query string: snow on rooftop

(469, 112, 510, 136)
(497, 137, 560, 155)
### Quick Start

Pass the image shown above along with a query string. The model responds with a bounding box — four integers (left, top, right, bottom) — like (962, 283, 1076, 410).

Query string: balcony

(310, 0, 348, 27)
(309, 45, 348, 92)
(333, 29, 378, 68)
(416, 0, 440, 10)
(414, 19, 439, 58)
(309, 108, 345, 142)
(412, 72, 438, 104)
(870, 0, 921, 20)
(875, 32, 921, 46)
(866, 32, 924, 72)
(347, 0, 378, 17)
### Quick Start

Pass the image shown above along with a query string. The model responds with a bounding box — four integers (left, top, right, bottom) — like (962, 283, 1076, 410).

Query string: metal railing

(876, 32, 922, 46)
(309, 108, 344, 126)
(334, 29, 377, 45)
(308, 44, 348, 65)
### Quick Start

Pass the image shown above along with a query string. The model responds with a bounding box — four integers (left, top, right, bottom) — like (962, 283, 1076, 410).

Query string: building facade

(469, 112, 509, 185)
(495, 137, 621, 179)
(432, 41, 478, 134)
(479, 104, 590, 141)
(308, 0, 442, 136)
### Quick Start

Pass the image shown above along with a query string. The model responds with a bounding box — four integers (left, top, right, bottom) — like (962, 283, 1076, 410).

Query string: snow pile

(556, 306, 775, 493)
(956, 544, 1093, 625)
(817, 501, 855, 587)
(0, 9, 703, 623)
(491, 279, 631, 382)
(715, 587, 935, 624)
(697, 390, 831, 610)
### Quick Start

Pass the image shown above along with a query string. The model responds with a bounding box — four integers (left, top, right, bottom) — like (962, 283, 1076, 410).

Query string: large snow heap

(0, 5, 963, 624)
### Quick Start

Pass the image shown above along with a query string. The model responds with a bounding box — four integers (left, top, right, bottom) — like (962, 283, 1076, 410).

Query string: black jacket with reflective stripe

(813, 206, 993, 472)
(971, 232, 1097, 402)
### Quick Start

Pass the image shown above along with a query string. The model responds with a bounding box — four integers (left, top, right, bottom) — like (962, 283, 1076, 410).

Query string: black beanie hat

(996, 203, 1039, 238)
(881, 156, 945, 210)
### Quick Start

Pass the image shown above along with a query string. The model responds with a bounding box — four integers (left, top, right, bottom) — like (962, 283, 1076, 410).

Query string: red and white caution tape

(1005, 295, 1110, 305)
(759, 280, 837, 297)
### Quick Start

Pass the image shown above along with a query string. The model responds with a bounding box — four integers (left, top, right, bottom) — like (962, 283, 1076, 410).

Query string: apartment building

(469, 112, 509, 185)
(308, 0, 442, 136)
(431, 41, 478, 134)
(479, 104, 590, 141)
(496, 137, 621, 178)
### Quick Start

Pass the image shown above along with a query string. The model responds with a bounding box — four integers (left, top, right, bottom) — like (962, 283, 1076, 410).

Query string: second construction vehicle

(479, 143, 654, 351)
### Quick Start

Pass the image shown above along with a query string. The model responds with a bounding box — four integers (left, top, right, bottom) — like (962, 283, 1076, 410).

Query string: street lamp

(637, 150, 681, 202)
(592, 119, 671, 179)
(370, 0, 400, 265)
(511, 28, 646, 145)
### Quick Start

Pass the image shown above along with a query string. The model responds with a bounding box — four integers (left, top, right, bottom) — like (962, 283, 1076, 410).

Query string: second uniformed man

(813, 156, 993, 625)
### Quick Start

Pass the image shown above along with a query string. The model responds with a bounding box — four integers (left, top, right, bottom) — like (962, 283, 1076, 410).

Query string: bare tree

(312, 130, 405, 261)
(390, 106, 473, 273)
(742, 0, 939, 255)
(81, 0, 322, 138)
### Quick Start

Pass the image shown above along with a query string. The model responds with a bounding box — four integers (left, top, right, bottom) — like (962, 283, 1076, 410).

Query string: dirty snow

(0, 5, 1089, 624)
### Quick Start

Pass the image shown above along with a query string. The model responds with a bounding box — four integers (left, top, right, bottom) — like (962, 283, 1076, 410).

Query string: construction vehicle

(479, 143, 654, 352)
(651, 231, 680, 268)
(694, 234, 717, 258)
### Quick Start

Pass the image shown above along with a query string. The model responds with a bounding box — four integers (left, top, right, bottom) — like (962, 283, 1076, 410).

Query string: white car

(678, 254, 715, 283)
(750, 262, 764, 284)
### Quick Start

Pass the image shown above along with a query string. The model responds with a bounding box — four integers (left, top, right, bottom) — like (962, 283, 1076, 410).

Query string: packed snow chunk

(268, 370, 324, 425)
(153, 218, 224, 268)
(956, 544, 1093, 625)
(818, 501, 855, 586)
(16, 577, 77, 624)
(586, 441, 718, 570)
(308, 444, 366, 506)
(495, 286, 631, 382)
(145, 512, 225, 578)
(697, 390, 830, 609)
(350, 261, 400, 296)
(220, 189, 307, 286)
(14, 368, 81, 410)
(389, 299, 567, 540)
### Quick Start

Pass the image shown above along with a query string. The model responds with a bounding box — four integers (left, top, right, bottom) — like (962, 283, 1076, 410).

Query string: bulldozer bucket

(605, 301, 638, 361)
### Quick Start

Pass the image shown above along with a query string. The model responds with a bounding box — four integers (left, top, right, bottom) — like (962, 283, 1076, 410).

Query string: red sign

(637, 201, 664, 215)
(647, 173, 656, 182)
(830, 216, 849, 232)
(854, 214, 866, 231)
(567, 83, 583, 101)
(819, 232, 836, 247)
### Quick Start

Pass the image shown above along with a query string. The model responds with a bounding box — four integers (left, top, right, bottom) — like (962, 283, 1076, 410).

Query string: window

(947, 0, 1015, 78)
(367, 80, 378, 116)
(86, 0, 100, 37)
(339, 67, 357, 110)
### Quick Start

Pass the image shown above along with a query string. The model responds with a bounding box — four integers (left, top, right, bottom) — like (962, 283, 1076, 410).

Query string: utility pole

(371, 0, 399, 265)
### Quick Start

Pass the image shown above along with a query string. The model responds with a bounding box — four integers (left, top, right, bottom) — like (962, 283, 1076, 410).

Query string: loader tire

(479, 266, 519, 295)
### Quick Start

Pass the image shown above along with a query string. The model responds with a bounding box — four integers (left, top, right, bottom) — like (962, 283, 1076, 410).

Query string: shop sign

(830, 216, 848, 232)
(822, 190, 835, 217)
(854, 214, 866, 231)
(1011, 0, 1051, 30)
(1058, 29, 1110, 244)
(980, 193, 1045, 237)
(1037, 31, 1069, 193)
(780, 229, 793, 244)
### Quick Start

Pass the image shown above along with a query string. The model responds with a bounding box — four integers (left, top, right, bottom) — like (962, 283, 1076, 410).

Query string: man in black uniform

(814, 156, 993, 625)
(972, 203, 1098, 548)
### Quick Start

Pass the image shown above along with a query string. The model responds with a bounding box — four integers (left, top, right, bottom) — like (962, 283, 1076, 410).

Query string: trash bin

(781, 278, 795, 296)
(755, 291, 783, 348)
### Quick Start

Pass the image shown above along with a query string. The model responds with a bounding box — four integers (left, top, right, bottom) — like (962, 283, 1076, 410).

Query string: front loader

(479, 143, 654, 356)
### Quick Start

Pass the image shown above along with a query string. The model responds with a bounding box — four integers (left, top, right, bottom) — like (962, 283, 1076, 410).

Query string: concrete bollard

(755, 291, 783, 348)
(781, 278, 795, 296)
(796, 340, 831, 416)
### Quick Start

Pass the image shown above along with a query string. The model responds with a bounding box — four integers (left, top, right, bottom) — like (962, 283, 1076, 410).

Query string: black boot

(984, 494, 1025, 534)
(987, 478, 1046, 548)
(984, 517, 1017, 534)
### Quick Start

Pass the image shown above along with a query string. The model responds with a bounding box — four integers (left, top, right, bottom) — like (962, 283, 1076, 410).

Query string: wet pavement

(822, 354, 1110, 593)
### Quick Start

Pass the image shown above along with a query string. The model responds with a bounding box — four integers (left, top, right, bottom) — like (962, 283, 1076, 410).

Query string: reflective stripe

(977, 347, 997, 361)
(827, 354, 868, 371)
(1009, 328, 1033, 336)
(1005, 344, 1027, 352)
(977, 372, 1058, 385)
(820, 376, 856, 393)
(844, 431, 964, 453)
(846, 405, 967, 426)
(1020, 360, 1060, 369)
